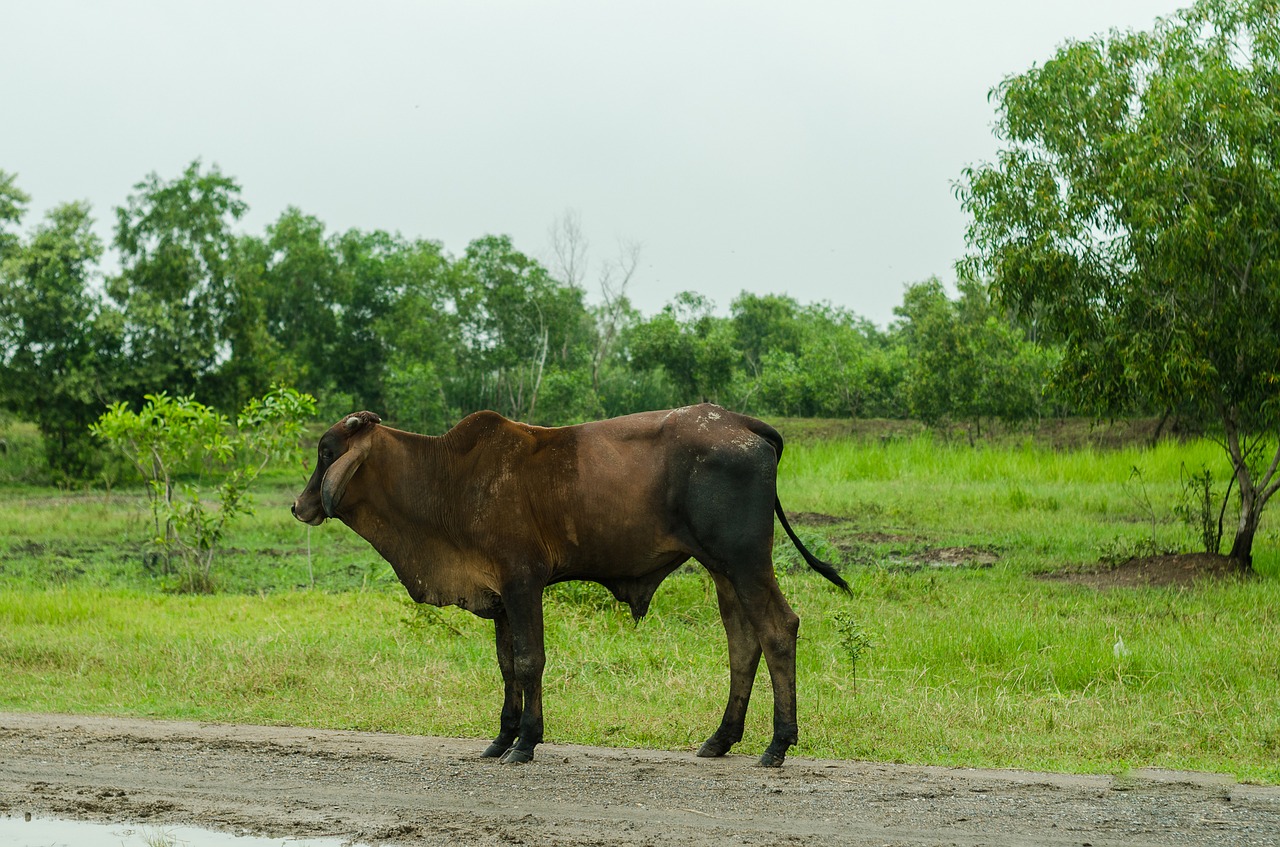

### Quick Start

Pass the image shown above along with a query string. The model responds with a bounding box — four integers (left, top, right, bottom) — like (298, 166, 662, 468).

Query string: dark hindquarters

(685, 442, 802, 767)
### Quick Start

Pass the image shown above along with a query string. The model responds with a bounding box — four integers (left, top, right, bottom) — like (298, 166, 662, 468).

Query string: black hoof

(757, 750, 786, 768)
(499, 746, 534, 764)
(480, 741, 510, 758)
(697, 737, 731, 758)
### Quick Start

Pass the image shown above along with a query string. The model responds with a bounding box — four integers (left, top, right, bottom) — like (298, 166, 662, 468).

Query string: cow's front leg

(482, 610, 522, 758)
(496, 581, 546, 764)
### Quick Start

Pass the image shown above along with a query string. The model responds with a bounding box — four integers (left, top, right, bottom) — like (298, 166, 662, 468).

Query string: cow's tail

(775, 500, 850, 592)
(748, 417, 851, 594)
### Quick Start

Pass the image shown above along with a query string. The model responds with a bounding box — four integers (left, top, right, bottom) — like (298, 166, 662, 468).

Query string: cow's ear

(321, 431, 374, 518)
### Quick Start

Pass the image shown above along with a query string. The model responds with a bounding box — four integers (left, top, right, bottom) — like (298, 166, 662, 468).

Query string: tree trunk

(1222, 434, 1280, 572)
(1223, 491, 1254, 570)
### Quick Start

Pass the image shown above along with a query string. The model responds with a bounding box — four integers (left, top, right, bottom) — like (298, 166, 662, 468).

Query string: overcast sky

(3, 0, 1182, 327)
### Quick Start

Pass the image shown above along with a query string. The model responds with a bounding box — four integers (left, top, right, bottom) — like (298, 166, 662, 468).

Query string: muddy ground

(1, 713, 1277, 846)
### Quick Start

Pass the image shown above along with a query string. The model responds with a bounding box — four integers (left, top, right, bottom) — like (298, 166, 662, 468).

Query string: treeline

(0, 161, 1061, 478)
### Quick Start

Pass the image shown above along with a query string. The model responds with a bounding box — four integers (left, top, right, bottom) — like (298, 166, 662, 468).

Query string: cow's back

(564, 405, 780, 567)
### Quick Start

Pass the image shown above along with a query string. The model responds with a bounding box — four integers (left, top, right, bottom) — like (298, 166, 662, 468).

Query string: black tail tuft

(775, 499, 850, 593)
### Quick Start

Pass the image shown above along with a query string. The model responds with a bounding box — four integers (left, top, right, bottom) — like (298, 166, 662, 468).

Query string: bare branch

(547, 208, 588, 291)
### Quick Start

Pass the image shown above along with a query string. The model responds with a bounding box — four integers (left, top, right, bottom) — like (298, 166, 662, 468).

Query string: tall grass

(779, 435, 1277, 576)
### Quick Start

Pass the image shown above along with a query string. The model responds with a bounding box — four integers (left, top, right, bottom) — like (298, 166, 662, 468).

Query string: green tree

(91, 387, 316, 592)
(895, 278, 1050, 438)
(239, 209, 458, 422)
(109, 160, 248, 404)
(0, 170, 28, 262)
(630, 291, 738, 405)
(798, 304, 906, 419)
(376, 235, 459, 431)
(750, 303, 901, 419)
(731, 292, 804, 378)
(0, 199, 121, 476)
(454, 234, 594, 422)
(958, 0, 1280, 567)
(250, 207, 343, 393)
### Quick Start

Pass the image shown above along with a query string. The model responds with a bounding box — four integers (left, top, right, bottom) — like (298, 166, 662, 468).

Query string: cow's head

(292, 411, 382, 526)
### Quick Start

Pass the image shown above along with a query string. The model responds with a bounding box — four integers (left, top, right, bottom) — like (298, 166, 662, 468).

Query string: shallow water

(0, 815, 354, 847)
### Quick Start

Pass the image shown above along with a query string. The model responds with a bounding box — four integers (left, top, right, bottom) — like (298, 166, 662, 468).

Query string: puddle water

(0, 815, 356, 847)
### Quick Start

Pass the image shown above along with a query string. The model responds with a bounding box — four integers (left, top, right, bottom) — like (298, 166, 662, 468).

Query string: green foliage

(630, 291, 738, 404)
(831, 611, 876, 693)
(0, 170, 30, 260)
(89, 387, 316, 592)
(1175, 464, 1226, 555)
(958, 0, 1280, 566)
(453, 234, 594, 423)
(2, 158, 1076, 468)
(0, 193, 119, 478)
(748, 301, 906, 419)
(108, 160, 248, 406)
(895, 278, 1052, 437)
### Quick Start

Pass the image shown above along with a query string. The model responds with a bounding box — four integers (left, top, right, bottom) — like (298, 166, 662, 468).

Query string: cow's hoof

(757, 750, 786, 768)
(698, 731, 739, 758)
(480, 741, 510, 758)
(499, 747, 534, 764)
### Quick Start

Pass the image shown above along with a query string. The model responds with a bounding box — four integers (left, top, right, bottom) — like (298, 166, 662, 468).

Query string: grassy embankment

(0, 419, 1277, 782)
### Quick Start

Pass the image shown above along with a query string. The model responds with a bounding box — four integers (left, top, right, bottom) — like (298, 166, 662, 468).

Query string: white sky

(2, 0, 1182, 327)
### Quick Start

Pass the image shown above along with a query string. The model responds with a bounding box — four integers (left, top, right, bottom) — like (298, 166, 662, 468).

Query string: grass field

(1, 419, 1278, 783)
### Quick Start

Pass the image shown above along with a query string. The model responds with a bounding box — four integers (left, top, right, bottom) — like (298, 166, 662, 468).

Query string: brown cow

(292, 404, 848, 767)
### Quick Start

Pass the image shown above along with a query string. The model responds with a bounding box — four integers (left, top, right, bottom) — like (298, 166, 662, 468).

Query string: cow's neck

(343, 426, 499, 611)
(345, 426, 454, 563)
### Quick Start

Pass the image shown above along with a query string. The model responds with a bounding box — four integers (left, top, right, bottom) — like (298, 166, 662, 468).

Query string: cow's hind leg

(731, 569, 801, 767)
(745, 578, 801, 768)
(482, 611, 522, 759)
(699, 573, 762, 758)
(712, 562, 802, 767)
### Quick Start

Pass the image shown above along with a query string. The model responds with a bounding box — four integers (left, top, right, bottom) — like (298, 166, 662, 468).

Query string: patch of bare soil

(908, 546, 999, 569)
(1043, 553, 1251, 589)
(3, 713, 1277, 846)
(835, 536, 997, 571)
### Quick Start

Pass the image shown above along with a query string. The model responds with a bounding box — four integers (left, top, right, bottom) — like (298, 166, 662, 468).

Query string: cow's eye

(321, 448, 333, 462)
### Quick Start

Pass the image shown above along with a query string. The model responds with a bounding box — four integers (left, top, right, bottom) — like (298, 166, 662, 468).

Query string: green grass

(1, 426, 1278, 782)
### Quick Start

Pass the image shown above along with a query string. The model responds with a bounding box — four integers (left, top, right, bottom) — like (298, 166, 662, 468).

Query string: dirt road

(1, 712, 1277, 846)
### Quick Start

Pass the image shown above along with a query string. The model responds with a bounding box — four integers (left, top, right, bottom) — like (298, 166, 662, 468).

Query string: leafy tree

(895, 278, 1050, 438)
(751, 303, 901, 419)
(250, 207, 343, 392)
(0, 170, 28, 262)
(958, 0, 1280, 567)
(370, 234, 459, 428)
(544, 209, 644, 417)
(0, 199, 121, 477)
(240, 209, 459, 422)
(731, 292, 805, 377)
(630, 291, 738, 405)
(798, 305, 906, 419)
(91, 387, 315, 592)
(454, 234, 594, 422)
(108, 160, 248, 404)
